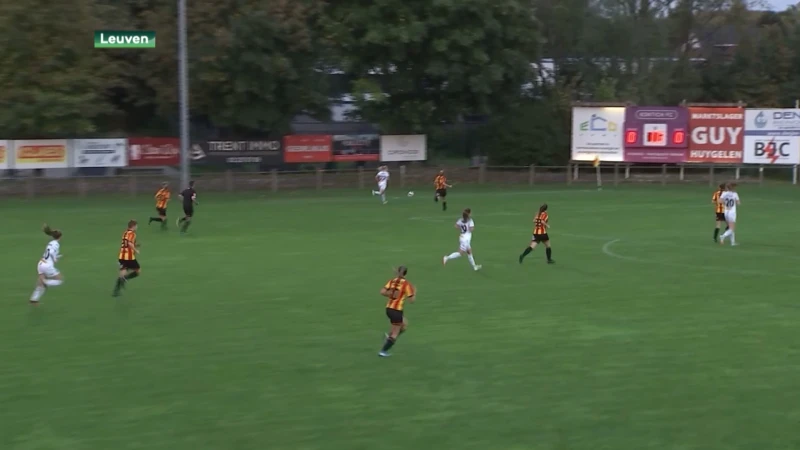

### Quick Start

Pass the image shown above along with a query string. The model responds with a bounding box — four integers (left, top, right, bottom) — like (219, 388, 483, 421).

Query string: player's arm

(468, 225, 475, 233)
(192, 193, 199, 205)
(405, 284, 416, 303)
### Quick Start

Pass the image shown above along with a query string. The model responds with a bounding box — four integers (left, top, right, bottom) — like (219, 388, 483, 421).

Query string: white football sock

(721, 229, 732, 239)
(445, 252, 461, 261)
(30, 286, 44, 301)
(381, 193, 386, 202)
(467, 254, 477, 268)
(44, 279, 63, 286)
(730, 232, 736, 245)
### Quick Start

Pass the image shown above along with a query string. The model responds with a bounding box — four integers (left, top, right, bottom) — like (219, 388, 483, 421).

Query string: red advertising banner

(128, 137, 180, 166)
(283, 135, 332, 163)
(687, 107, 745, 163)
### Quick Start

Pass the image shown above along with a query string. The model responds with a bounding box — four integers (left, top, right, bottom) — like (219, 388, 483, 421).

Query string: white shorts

(378, 182, 387, 192)
(37, 261, 59, 278)
(725, 211, 737, 223)
(459, 236, 472, 252)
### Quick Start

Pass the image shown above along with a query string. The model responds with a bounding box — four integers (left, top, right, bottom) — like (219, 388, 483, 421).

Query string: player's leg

(466, 248, 481, 270)
(379, 185, 387, 204)
(714, 217, 721, 242)
(434, 191, 439, 202)
(444, 241, 465, 265)
(727, 220, 737, 245)
(544, 240, 554, 263)
(380, 311, 403, 356)
(180, 212, 193, 233)
(519, 239, 538, 263)
(30, 272, 46, 304)
(43, 271, 63, 287)
(441, 191, 447, 211)
(150, 208, 163, 225)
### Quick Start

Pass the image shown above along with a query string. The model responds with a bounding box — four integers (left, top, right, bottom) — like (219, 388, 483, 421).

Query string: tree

(323, 0, 540, 132)
(0, 0, 111, 136)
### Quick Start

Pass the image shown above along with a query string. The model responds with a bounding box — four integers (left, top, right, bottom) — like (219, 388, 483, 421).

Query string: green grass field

(3, 185, 800, 450)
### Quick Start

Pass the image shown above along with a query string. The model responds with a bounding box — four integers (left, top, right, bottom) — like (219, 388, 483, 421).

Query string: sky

(767, 0, 798, 9)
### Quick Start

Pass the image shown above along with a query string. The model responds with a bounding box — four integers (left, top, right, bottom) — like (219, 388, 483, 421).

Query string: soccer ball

(407, 191, 415, 197)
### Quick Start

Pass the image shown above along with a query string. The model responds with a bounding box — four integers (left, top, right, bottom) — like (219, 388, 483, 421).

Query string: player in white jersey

(442, 208, 481, 271)
(372, 165, 389, 204)
(30, 224, 65, 304)
(718, 183, 740, 246)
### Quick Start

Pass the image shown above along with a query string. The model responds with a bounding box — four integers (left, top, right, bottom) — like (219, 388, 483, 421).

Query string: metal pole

(178, 0, 190, 188)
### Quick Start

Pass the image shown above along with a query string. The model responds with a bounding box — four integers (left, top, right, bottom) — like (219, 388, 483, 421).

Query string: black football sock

(443, 201, 447, 211)
(713, 228, 720, 240)
(519, 247, 533, 262)
(181, 220, 191, 232)
(126, 271, 139, 281)
(114, 277, 125, 291)
(150, 217, 163, 223)
(178, 217, 185, 224)
(546, 248, 553, 261)
(381, 337, 396, 352)
(434, 196, 438, 202)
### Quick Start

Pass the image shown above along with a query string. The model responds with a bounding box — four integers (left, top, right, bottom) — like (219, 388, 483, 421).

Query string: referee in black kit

(177, 181, 199, 234)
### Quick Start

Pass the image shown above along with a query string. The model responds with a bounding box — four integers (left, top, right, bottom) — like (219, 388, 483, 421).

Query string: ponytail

(43, 224, 62, 239)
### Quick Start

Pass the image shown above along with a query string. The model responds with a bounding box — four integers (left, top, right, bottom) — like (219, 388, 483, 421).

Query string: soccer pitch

(2, 185, 800, 450)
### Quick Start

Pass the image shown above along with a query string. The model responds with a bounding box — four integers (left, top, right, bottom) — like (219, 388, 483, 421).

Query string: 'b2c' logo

(754, 141, 790, 157)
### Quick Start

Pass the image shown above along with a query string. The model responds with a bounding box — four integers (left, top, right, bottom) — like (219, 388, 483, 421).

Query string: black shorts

(183, 206, 194, 217)
(532, 234, 549, 243)
(386, 308, 404, 324)
(716, 212, 725, 221)
(119, 259, 140, 270)
(436, 188, 447, 198)
(156, 207, 167, 216)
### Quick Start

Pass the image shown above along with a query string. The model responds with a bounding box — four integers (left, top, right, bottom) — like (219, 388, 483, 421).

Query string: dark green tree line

(2, 0, 800, 164)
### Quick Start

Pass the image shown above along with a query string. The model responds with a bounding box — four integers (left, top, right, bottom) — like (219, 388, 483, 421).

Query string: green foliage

(7, 0, 800, 163)
(0, 0, 110, 136)
(323, 0, 540, 132)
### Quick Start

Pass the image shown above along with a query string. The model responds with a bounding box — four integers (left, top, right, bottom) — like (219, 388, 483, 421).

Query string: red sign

(128, 137, 180, 166)
(283, 135, 332, 163)
(687, 107, 744, 163)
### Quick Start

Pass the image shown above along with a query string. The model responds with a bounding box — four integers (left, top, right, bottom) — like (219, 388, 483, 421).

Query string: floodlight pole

(178, 0, 190, 188)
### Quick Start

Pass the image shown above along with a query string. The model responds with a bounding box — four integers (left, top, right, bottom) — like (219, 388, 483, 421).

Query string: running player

(177, 181, 199, 234)
(379, 266, 416, 357)
(113, 220, 141, 297)
(519, 203, 555, 264)
(711, 183, 728, 242)
(718, 183, 740, 246)
(149, 182, 171, 230)
(433, 170, 451, 211)
(442, 208, 482, 271)
(30, 224, 64, 304)
(372, 166, 389, 204)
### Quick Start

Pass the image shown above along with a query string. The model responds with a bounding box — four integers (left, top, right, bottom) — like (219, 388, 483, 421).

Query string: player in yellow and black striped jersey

(519, 204, 554, 264)
(711, 183, 729, 242)
(113, 220, 141, 297)
(149, 182, 170, 230)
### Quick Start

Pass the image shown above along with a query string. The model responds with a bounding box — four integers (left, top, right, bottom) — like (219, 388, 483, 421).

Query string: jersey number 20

(725, 198, 735, 207)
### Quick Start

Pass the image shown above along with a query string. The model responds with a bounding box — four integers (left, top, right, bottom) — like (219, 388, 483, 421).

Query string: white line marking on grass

(601, 239, 800, 279)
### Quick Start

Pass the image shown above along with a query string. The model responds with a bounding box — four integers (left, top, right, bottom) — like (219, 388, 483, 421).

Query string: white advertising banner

(742, 136, 800, 165)
(73, 139, 128, 167)
(380, 135, 427, 161)
(13, 139, 69, 169)
(0, 140, 8, 169)
(571, 106, 625, 161)
(743, 109, 800, 165)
